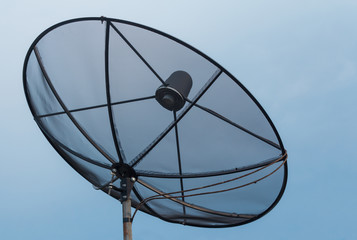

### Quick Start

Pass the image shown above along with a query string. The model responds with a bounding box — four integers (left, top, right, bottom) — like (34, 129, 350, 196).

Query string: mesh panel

(108, 26, 161, 102)
(135, 181, 184, 218)
(38, 113, 114, 165)
(112, 100, 173, 164)
(197, 72, 280, 145)
(35, 20, 107, 110)
(71, 107, 120, 162)
(135, 128, 181, 174)
(178, 100, 281, 173)
(25, 51, 63, 116)
(23, 17, 287, 228)
(57, 145, 112, 187)
(179, 163, 285, 214)
(136, 163, 284, 226)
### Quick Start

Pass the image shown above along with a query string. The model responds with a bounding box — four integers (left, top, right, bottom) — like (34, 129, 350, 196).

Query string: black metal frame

(36, 120, 112, 169)
(173, 111, 186, 216)
(104, 21, 126, 164)
(23, 16, 288, 228)
(37, 96, 156, 118)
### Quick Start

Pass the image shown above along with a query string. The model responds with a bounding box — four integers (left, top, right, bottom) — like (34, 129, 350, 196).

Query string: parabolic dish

(23, 17, 288, 228)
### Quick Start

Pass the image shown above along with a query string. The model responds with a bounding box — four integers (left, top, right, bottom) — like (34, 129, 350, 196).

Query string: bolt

(130, 177, 136, 182)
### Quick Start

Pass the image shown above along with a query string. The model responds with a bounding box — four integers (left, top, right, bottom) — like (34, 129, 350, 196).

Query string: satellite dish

(23, 17, 288, 239)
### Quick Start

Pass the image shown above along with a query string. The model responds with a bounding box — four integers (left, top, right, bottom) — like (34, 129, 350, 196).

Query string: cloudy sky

(1, 0, 356, 239)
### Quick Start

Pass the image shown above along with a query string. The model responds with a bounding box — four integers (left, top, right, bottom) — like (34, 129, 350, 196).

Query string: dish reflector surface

(23, 17, 287, 228)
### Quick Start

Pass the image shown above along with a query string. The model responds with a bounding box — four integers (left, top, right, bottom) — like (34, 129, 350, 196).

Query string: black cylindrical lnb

(155, 71, 193, 111)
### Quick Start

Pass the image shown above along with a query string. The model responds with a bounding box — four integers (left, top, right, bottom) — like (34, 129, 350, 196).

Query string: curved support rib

(104, 20, 126, 163)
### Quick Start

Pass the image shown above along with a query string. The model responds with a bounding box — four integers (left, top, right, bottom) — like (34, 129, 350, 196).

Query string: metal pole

(122, 196, 132, 240)
(121, 177, 134, 240)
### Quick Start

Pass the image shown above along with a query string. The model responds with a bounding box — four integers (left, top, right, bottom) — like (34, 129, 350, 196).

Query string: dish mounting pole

(110, 163, 137, 240)
(119, 177, 135, 240)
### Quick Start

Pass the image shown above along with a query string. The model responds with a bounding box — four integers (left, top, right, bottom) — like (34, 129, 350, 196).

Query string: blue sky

(1, 0, 356, 239)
